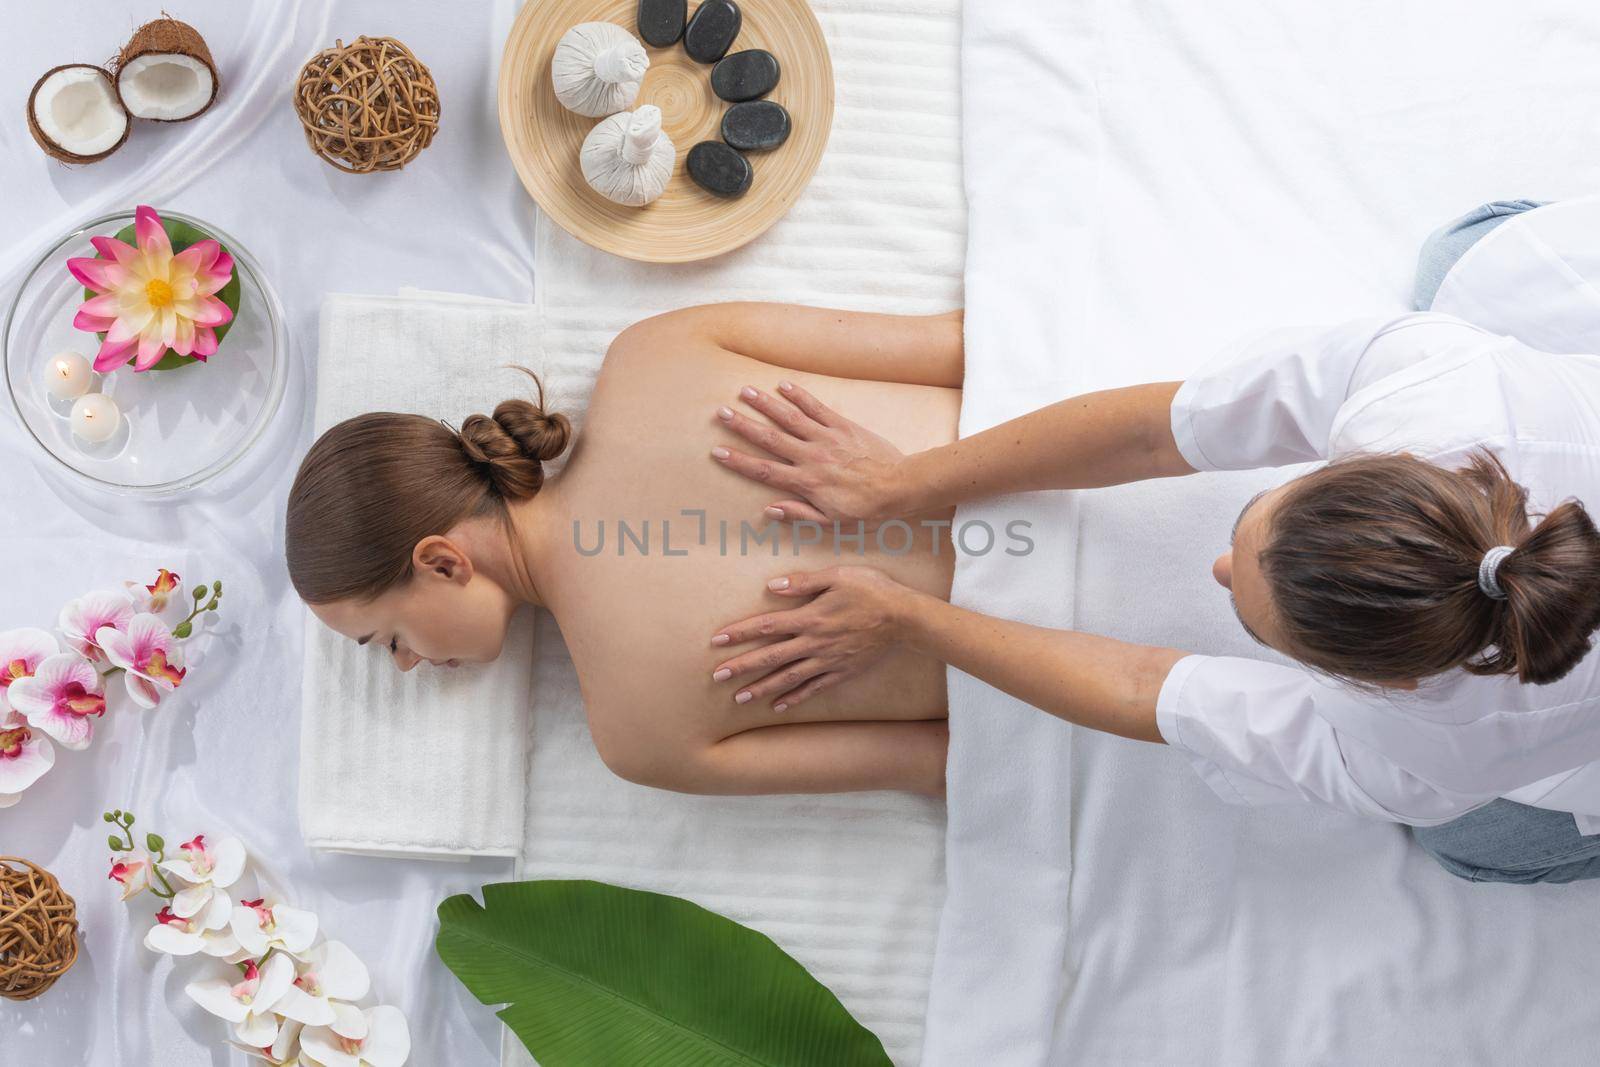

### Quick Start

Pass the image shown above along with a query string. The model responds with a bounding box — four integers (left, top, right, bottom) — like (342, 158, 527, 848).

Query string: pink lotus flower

(0, 627, 59, 714)
(68, 205, 234, 373)
(59, 590, 134, 666)
(98, 613, 185, 708)
(0, 713, 54, 808)
(7, 652, 106, 750)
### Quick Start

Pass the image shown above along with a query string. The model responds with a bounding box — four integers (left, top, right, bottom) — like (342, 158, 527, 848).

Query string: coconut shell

(26, 63, 130, 164)
(114, 17, 219, 122)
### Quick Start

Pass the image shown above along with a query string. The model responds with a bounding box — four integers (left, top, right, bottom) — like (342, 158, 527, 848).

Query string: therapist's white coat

(1160, 201, 1600, 832)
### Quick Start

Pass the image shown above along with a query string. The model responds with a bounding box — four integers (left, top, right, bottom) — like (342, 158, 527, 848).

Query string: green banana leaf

(83, 216, 243, 371)
(435, 879, 893, 1067)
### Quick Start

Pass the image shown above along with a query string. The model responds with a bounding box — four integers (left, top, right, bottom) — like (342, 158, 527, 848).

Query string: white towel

(505, 2, 965, 1064)
(299, 292, 545, 859)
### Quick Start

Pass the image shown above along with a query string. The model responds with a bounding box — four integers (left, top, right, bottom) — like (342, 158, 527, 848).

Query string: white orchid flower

(227, 1017, 304, 1065)
(186, 951, 296, 1048)
(232, 897, 319, 958)
(145, 889, 239, 957)
(274, 940, 371, 1029)
(0, 627, 59, 714)
(107, 849, 153, 900)
(298, 1005, 410, 1067)
(159, 833, 246, 920)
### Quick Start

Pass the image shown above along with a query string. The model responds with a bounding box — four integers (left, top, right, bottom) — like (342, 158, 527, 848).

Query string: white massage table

(930, 1, 1600, 1064)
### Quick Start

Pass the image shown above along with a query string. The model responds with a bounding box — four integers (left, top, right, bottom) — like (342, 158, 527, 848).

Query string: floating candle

(44, 351, 92, 400)
(70, 392, 120, 444)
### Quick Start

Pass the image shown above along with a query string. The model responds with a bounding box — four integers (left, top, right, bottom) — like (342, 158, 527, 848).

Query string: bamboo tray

(498, 0, 834, 263)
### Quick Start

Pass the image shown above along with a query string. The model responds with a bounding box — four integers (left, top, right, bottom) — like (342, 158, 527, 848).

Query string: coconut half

(114, 18, 219, 122)
(27, 64, 131, 164)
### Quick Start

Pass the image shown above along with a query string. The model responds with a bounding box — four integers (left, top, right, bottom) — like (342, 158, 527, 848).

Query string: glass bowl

(3, 210, 288, 496)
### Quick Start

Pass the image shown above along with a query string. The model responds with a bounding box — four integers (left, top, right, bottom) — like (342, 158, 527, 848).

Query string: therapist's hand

(710, 566, 920, 711)
(712, 382, 913, 525)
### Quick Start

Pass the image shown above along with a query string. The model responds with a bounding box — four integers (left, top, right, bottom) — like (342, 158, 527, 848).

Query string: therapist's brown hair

(285, 370, 569, 604)
(1260, 450, 1600, 686)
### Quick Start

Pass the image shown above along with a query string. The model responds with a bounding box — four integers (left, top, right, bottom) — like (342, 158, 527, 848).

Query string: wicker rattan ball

(294, 35, 440, 174)
(0, 856, 79, 1001)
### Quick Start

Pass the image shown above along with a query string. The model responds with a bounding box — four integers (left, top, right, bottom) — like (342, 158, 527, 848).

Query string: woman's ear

(413, 535, 475, 586)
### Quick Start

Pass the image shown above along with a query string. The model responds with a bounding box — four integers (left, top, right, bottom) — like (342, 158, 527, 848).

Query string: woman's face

(1212, 482, 1289, 653)
(309, 537, 517, 672)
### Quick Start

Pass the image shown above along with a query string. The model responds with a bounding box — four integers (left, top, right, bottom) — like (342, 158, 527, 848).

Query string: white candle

(70, 392, 120, 444)
(44, 351, 92, 400)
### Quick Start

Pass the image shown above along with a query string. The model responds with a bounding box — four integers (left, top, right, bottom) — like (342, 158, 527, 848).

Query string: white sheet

(930, 1, 1600, 1064)
(1, 2, 534, 1063)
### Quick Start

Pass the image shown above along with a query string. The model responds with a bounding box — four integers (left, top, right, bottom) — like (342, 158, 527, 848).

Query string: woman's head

(286, 374, 570, 671)
(1217, 450, 1600, 687)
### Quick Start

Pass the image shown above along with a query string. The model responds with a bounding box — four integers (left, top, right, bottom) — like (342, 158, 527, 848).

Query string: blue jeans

(1411, 800, 1600, 884)
(1412, 198, 1546, 311)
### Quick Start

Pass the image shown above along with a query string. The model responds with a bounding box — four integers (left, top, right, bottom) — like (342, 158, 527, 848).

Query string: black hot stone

(721, 100, 791, 151)
(687, 141, 753, 198)
(684, 0, 741, 62)
(710, 49, 780, 102)
(637, 0, 687, 47)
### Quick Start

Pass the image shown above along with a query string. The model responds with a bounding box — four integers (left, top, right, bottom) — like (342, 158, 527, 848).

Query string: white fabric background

(1, 3, 536, 1063)
(931, 1, 1600, 1064)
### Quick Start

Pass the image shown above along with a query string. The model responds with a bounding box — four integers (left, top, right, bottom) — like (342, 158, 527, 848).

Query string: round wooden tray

(498, 0, 833, 263)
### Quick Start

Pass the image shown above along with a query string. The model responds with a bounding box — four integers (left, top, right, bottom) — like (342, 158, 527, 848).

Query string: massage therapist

(706, 294, 1600, 885)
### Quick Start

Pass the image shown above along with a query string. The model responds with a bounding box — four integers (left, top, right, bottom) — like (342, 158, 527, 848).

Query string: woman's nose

(1213, 551, 1233, 590)
(393, 647, 421, 672)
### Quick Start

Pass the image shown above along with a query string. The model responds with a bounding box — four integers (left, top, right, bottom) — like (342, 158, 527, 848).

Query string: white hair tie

(1477, 545, 1515, 600)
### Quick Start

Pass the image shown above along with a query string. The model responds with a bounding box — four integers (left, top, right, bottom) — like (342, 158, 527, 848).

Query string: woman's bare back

(534, 314, 961, 793)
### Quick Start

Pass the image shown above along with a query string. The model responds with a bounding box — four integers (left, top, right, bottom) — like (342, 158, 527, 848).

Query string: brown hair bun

(459, 399, 572, 501)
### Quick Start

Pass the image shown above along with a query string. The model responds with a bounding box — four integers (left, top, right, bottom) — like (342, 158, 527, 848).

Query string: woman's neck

(501, 475, 564, 611)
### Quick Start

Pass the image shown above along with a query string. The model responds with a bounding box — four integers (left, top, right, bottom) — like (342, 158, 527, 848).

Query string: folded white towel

(298, 292, 545, 859)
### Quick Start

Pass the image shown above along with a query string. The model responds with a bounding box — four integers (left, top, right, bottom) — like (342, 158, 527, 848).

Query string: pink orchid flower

(67, 205, 234, 373)
(125, 568, 183, 617)
(98, 613, 185, 708)
(7, 652, 106, 750)
(108, 851, 152, 900)
(186, 952, 296, 1048)
(0, 713, 55, 808)
(58, 590, 134, 666)
(0, 627, 59, 713)
(299, 1006, 411, 1067)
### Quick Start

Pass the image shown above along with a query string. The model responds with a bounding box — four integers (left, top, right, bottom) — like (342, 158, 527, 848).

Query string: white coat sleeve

(1169, 314, 1460, 472)
(1156, 655, 1491, 825)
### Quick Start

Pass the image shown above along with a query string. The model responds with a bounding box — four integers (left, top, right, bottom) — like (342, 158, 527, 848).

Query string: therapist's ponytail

(1261, 450, 1600, 687)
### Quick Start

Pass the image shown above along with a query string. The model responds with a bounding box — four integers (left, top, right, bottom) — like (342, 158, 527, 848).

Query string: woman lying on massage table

(708, 203, 1600, 885)
(286, 303, 962, 797)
